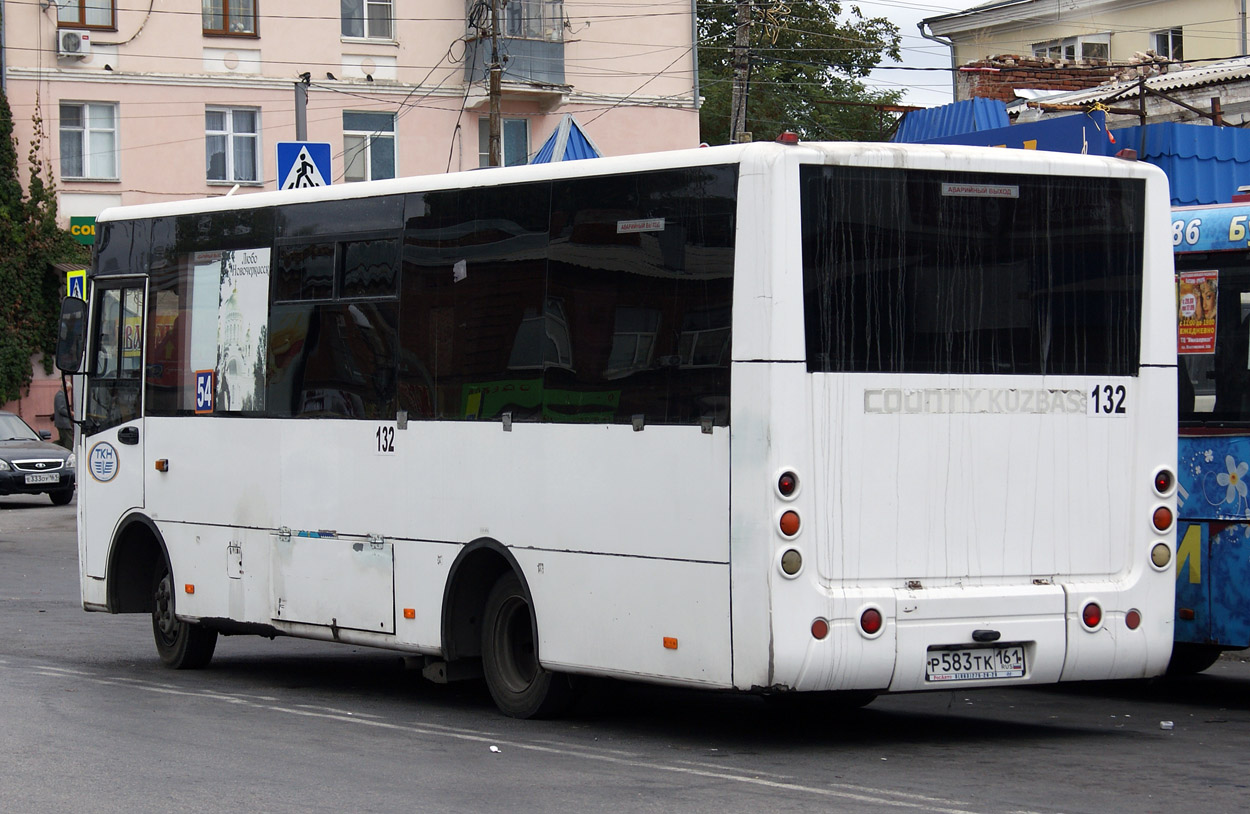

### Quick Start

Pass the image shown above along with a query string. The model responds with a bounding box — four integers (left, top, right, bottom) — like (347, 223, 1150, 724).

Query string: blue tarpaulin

(530, 115, 602, 164)
(892, 98, 1010, 144)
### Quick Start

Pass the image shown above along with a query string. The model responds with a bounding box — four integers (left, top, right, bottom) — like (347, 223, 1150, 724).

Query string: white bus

(58, 141, 1178, 717)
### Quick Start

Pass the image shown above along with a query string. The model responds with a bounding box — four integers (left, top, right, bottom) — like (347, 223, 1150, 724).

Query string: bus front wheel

(152, 566, 217, 669)
(481, 572, 573, 718)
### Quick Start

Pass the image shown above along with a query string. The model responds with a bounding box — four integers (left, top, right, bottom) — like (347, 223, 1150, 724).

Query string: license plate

(24, 473, 59, 485)
(925, 645, 1025, 682)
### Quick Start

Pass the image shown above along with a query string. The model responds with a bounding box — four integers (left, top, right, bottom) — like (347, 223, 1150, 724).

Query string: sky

(845, 0, 970, 108)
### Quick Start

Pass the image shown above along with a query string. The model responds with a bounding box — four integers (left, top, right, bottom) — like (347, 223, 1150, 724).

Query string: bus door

(81, 276, 147, 579)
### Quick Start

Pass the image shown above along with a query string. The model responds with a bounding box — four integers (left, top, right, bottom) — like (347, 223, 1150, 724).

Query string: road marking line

(28, 665, 1051, 814)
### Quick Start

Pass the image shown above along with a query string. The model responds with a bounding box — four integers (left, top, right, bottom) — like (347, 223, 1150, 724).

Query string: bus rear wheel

(481, 572, 573, 718)
(152, 566, 217, 669)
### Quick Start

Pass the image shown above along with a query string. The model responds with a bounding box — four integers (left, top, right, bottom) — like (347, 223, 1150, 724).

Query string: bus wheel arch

(106, 514, 166, 614)
(441, 538, 522, 662)
(105, 514, 216, 668)
(441, 539, 573, 718)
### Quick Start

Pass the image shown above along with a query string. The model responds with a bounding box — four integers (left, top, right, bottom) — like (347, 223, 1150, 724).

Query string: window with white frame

(59, 102, 118, 180)
(58, 0, 115, 29)
(1154, 28, 1183, 61)
(478, 118, 529, 167)
(501, 0, 563, 42)
(1033, 34, 1109, 61)
(342, 0, 392, 39)
(205, 107, 260, 183)
(343, 112, 396, 182)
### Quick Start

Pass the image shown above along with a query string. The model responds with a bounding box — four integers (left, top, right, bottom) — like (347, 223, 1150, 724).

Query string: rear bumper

(777, 582, 1172, 693)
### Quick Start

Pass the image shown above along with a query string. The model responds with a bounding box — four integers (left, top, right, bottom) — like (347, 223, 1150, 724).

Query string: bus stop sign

(277, 142, 331, 190)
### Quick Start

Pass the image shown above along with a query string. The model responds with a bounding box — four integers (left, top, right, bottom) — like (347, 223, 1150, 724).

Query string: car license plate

(24, 473, 59, 485)
(925, 645, 1025, 682)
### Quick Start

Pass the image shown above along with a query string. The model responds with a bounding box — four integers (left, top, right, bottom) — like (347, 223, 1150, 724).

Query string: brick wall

(956, 55, 1167, 102)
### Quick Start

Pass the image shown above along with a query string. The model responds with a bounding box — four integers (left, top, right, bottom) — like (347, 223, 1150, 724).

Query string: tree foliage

(0, 89, 89, 404)
(698, 1, 904, 144)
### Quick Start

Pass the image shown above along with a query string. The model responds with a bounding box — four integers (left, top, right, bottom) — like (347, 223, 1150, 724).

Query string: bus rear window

(800, 166, 1144, 376)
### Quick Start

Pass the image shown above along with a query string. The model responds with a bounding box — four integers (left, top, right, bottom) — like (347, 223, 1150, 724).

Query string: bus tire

(1166, 643, 1222, 676)
(152, 565, 217, 669)
(481, 572, 573, 719)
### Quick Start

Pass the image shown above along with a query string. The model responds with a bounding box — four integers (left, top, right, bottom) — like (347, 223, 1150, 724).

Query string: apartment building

(1, 1, 699, 226)
(922, 0, 1245, 76)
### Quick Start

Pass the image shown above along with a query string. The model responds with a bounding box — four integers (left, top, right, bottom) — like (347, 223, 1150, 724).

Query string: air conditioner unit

(57, 30, 91, 59)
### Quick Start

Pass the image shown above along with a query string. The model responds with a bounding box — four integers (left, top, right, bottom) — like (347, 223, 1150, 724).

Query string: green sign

(70, 216, 96, 245)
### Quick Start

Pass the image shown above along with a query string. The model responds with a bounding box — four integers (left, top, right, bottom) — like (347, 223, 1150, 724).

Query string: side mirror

(38, 430, 52, 440)
(56, 297, 88, 373)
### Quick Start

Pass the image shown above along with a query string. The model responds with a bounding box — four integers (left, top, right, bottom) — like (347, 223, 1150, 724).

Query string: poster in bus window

(215, 248, 271, 411)
(1178, 270, 1218, 355)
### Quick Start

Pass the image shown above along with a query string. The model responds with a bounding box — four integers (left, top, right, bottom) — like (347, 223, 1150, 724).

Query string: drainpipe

(1242, 0, 1248, 55)
(918, 20, 957, 101)
(691, 0, 699, 110)
(2, 0, 7, 94)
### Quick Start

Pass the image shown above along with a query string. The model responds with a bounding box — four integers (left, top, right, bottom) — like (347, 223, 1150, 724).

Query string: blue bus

(1171, 202, 1250, 672)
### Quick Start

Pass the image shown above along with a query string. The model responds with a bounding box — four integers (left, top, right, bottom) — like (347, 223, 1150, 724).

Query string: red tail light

(860, 608, 883, 635)
(1154, 469, 1174, 495)
(1082, 602, 1103, 629)
(778, 471, 798, 497)
(1152, 506, 1173, 532)
(1125, 609, 1141, 630)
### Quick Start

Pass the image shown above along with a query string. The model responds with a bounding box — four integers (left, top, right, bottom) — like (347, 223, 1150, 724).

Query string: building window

(1033, 34, 1108, 62)
(1155, 28, 1183, 61)
(203, 0, 257, 36)
(501, 0, 563, 42)
(206, 107, 260, 183)
(60, 102, 118, 180)
(342, 0, 392, 39)
(343, 112, 396, 182)
(478, 118, 529, 167)
(58, 0, 115, 29)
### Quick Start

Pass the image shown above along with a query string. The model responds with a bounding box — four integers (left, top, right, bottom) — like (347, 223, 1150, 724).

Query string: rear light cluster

(1149, 467, 1176, 570)
(777, 470, 803, 578)
(1082, 602, 1102, 630)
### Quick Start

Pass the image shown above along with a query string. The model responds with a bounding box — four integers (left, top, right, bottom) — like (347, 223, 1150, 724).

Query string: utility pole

(728, 0, 752, 144)
(294, 73, 310, 140)
(489, 0, 503, 166)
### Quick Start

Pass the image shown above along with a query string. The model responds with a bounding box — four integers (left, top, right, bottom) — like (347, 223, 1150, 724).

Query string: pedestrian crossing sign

(276, 141, 332, 190)
(66, 268, 86, 300)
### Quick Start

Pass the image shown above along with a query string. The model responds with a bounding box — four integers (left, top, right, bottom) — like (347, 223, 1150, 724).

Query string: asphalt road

(2, 494, 1248, 813)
